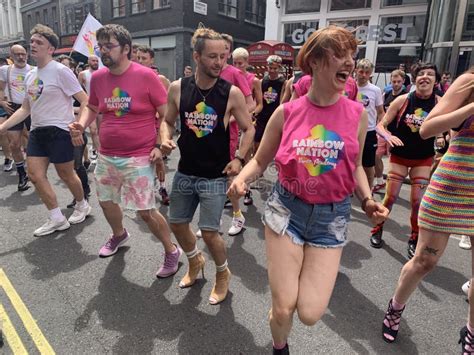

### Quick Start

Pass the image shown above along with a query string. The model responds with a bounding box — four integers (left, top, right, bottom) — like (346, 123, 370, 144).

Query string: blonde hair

(232, 47, 249, 60)
(356, 58, 374, 71)
(191, 28, 223, 54)
(297, 26, 358, 75)
(391, 69, 405, 79)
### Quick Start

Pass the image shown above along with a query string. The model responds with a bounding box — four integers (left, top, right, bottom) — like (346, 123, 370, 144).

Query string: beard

(101, 56, 115, 68)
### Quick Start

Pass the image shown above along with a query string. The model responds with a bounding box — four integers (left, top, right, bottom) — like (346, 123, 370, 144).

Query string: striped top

(430, 116, 474, 196)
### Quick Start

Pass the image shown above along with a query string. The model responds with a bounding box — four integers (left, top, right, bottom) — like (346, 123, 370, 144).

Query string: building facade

(20, 0, 60, 47)
(100, 0, 266, 80)
(0, 0, 25, 56)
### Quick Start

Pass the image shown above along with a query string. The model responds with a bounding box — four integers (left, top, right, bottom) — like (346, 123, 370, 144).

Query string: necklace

(195, 75, 217, 103)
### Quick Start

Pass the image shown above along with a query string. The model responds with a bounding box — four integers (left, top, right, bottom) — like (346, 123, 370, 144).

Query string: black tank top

(384, 88, 407, 133)
(256, 75, 285, 123)
(391, 92, 436, 160)
(177, 76, 231, 178)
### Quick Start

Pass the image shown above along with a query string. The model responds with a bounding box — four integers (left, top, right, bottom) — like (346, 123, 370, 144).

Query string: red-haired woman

(228, 26, 388, 354)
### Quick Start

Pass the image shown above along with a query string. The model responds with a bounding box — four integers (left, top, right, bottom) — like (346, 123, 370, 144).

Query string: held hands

(222, 159, 242, 176)
(227, 177, 247, 199)
(160, 139, 176, 155)
(149, 147, 162, 162)
(365, 200, 389, 225)
(69, 122, 85, 146)
(0, 101, 14, 116)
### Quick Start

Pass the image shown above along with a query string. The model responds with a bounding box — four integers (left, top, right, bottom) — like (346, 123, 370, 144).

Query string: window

(153, 0, 170, 9)
(43, 9, 48, 25)
(382, 0, 427, 6)
(245, 0, 265, 26)
(376, 46, 421, 72)
(219, 0, 238, 18)
(426, 0, 458, 43)
(285, 0, 320, 14)
(330, 0, 371, 11)
(131, 0, 146, 14)
(65, 3, 95, 34)
(284, 21, 319, 46)
(463, 0, 474, 40)
(378, 14, 426, 44)
(52, 7, 59, 34)
(112, 0, 126, 17)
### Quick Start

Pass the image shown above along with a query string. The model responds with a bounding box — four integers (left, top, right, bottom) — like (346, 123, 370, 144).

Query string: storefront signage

(194, 1, 207, 15)
(291, 23, 414, 45)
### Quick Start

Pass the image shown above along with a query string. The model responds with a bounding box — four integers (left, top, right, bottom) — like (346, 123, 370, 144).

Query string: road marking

(0, 268, 55, 354)
(0, 303, 28, 354)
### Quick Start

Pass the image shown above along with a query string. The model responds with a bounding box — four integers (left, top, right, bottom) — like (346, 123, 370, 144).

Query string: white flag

(72, 13, 102, 60)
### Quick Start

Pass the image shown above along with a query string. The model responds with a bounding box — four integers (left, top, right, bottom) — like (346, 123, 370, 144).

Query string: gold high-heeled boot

(209, 267, 231, 305)
(179, 252, 205, 288)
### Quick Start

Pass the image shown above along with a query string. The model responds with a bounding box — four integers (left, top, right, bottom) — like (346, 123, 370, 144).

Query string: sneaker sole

(99, 235, 130, 258)
(34, 222, 71, 237)
(459, 244, 472, 250)
(68, 205, 92, 225)
(228, 228, 244, 236)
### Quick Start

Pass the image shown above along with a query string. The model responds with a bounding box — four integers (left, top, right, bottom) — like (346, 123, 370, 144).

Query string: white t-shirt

(357, 82, 383, 131)
(25, 60, 82, 131)
(0, 64, 32, 104)
(81, 69, 92, 94)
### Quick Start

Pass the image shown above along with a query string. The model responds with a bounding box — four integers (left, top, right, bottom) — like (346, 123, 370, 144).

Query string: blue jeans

(263, 182, 351, 248)
(169, 171, 228, 232)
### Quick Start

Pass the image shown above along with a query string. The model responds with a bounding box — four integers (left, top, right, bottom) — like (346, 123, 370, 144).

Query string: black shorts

(27, 126, 74, 163)
(6, 102, 31, 131)
(362, 130, 377, 168)
(254, 119, 270, 143)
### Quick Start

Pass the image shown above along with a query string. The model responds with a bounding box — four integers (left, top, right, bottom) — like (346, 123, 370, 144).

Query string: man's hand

(160, 139, 176, 155)
(0, 101, 14, 116)
(222, 159, 242, 176)
(365, 200, 389, 225)
(227, 177, 247, 198)
(69, 122, 85, 146)
(149, 147, 163, 162)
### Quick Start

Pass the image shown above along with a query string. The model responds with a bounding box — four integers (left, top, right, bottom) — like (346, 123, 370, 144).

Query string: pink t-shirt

(276, 95, 363, 204)
(89, 62, 167, 157)
(293, 75, 358, 101)
(245, 72, 255, 92)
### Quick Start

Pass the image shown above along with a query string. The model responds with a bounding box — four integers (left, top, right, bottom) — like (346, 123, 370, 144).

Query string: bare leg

(137, 209, 175, 253)
(54, 161, 85, 201)
(27, 156, 57, 209)
(99, 200, 125, 236)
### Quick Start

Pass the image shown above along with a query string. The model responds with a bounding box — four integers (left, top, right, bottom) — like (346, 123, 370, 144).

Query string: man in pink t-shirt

(70, 24, 182, 278)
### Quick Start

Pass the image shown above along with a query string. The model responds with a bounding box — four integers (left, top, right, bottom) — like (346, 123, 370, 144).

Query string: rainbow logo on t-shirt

(185, 101, 218, 138)
(28, 78, 44, 101)
(264, 87, 278, 104)
(12, 74, 26, 92)
(294, 124, 345, 176)
(105, 87, 132, 117)
(357, 93, 370, 107)
(405, 108, 428, 133)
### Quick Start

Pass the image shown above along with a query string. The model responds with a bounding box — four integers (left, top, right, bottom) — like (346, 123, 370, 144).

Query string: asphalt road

(0, 149, 471, 354)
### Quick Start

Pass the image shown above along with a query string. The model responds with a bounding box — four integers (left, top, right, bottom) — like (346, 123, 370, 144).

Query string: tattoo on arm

(423, 246, 439, 256)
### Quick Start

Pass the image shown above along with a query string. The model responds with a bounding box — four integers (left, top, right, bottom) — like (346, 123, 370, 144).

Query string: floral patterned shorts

(94, 154, 155, 211)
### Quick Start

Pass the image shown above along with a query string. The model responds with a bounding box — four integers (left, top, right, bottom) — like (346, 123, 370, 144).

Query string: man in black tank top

(254, 55, 286, 151)
(160, 28, 255, 305)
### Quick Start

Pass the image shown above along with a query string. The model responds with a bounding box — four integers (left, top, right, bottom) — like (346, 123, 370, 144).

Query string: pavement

(0, 149, 471, 354)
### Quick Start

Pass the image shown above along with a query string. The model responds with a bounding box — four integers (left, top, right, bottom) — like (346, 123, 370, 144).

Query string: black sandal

(459, 326, 474, 354)
(382, 299, 405, 343)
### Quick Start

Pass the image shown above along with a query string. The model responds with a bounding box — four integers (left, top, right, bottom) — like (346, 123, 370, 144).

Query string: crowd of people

(0, 22, 472, 354)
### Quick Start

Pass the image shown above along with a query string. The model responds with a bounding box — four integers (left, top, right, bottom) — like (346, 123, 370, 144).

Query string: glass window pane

(462, 0, 474, 41)
(285, 0, 321, 14)
(376, 46, 421, 72)
(378, 14, 426, 44)
(331, 0, 371, 11)
(283, 21, 319, 46)
(426, 0, 458, 43)
(382, 0, 427, 6)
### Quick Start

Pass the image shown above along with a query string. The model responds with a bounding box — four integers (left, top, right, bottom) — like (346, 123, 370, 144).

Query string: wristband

(361, 197, 375, 212)
(155, 143, 161, 149)
(234, 156, 245, 166)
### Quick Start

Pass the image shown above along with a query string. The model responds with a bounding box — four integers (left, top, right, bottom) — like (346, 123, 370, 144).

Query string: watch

(234, 155, 245, 166)
(154, 143, 161, 149)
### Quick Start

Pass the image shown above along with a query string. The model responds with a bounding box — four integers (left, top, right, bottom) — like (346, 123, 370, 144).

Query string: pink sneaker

(99, 230, 130, 257)
(156, 244, 182, 278)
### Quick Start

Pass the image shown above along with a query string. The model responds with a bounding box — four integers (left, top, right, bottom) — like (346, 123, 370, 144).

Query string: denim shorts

(263, 182, 351, 248)
(94, 154, 156, 211)
(27, 126, 74, 163)
(169, 171, 228, 232)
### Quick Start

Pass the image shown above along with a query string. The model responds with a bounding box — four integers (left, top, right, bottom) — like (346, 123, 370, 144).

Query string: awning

(54, 47, 74, 55)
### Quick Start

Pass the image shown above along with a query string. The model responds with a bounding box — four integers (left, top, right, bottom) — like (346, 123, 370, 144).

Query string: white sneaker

(68, 203, 92, 224)
(34, 218, 70, 236)
(459, 235, 472, 250)
(462, 280, 470, 296)
(228, 214, 245, 236)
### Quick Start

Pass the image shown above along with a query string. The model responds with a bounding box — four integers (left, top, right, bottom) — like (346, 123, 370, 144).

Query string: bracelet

(234, 156, 245, 166)
(154, 143, 161, 149)
(361, 196, 375, 212)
